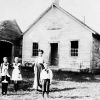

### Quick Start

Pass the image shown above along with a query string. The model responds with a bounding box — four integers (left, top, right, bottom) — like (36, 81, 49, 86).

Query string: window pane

(33, 42, 38, 56)
(71, 41, 79, 56)
(71, 41, 78, 48)
(33, 43, 38, 49)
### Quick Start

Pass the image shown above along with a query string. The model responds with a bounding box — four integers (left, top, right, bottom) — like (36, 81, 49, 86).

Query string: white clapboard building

(22, 1, 100, 71)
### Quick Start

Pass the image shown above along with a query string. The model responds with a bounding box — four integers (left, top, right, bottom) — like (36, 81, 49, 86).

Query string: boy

(1, 57, 9, 76)
(1, 68, 10, 95)
(40, 62, 53, 99)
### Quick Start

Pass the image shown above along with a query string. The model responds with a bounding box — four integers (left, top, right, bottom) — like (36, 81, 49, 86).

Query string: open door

(0, 41, 13, 64)
(50, 43, 58, 66)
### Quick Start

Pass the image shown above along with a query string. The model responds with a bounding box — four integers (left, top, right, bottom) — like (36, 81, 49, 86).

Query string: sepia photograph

(0, 0, 100, 100)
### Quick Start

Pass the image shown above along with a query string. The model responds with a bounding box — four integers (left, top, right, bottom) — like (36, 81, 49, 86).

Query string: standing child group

(0, 49, 53, 99)
(0, 57, 22, 95)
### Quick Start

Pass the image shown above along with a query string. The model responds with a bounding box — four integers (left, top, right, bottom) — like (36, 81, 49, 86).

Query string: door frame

(49, 41, 59, 66)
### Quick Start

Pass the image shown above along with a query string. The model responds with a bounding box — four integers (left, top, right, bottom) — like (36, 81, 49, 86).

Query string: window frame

(32, 42, 39, 57)
(70, 40, 79, 57)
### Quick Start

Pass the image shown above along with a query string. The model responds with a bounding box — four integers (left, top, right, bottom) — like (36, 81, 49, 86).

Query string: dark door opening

(50, 43, 58, 66)
(0, 41, 12, 64)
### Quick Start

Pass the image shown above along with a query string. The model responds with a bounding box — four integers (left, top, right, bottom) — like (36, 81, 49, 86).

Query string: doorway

(0, 41, 13, 64)
(50, 43, 58, 66)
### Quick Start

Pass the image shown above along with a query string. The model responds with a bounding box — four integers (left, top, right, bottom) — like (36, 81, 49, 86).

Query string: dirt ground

(0, 69, 100, 100)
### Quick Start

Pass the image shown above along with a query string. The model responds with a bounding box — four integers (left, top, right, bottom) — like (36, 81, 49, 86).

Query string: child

(1, 68, 10, 95)
(40, 62, 53, 99)
(1, 57, 9, 76)
(11, 57, 22, 92)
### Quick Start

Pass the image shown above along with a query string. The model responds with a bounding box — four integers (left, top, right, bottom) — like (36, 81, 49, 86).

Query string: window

(32, 42, 38, 56)
(71, 41, 78, 56)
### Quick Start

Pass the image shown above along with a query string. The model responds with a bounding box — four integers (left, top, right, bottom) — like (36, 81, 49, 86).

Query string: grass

(2, 67, 100, 92)
(0, 67, 100, 100)
(53, 70, 100, 82)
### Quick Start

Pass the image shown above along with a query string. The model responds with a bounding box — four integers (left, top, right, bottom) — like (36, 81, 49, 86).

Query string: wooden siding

(23, 5, 95, 71)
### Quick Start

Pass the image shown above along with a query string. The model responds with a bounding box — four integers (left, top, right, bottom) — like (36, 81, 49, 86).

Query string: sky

(0, 0, 100, 33)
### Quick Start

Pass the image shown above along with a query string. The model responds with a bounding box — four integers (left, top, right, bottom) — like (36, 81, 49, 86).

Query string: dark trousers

(2, 83, 8, 95)
(14, 81, 19, 92)
(42, 79, 50, 97)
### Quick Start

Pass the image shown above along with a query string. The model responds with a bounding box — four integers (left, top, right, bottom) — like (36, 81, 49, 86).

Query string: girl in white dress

(11, 57, 22, 92)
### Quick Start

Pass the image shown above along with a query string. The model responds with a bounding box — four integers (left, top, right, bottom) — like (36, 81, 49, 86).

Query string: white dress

(1, 63, 9, 76)
(11, 63, 22, 81)
(33, 56, 44, 89)
(35, 57, 44, 64)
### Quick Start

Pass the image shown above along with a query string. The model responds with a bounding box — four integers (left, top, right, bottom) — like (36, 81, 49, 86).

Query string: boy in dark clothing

(1, 68, 10, 95)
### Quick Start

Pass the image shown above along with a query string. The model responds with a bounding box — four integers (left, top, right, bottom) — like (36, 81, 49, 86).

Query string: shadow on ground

(53, 70, 100, 82)
(50, 95, 90, 99)
(51, 87, 76, 92)
(21, 67, 100, 83)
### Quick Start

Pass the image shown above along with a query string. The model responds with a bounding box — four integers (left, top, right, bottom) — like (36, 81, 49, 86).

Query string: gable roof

(23, 3, 100, 36)
(0, 20, 22, 43)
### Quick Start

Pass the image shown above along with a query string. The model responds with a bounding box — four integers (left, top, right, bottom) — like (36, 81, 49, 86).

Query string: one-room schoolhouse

(22, 1, 100, 71)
